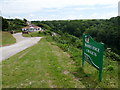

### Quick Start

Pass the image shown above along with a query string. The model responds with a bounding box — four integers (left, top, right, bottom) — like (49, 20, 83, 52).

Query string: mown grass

(2, 38, 85, 88)
(22, 32, 45, 37)
(0, 31, 16, 46)
(2, 35, 119, 88)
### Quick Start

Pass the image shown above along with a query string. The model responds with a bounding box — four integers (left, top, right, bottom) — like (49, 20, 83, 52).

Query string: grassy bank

(0, 31, 16, 46)
(2, 36, 119, 88)
(47, 36, 119, 88)
(2, 38, 85, 88)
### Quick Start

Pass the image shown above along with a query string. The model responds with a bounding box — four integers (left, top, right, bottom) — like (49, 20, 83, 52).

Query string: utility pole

(0, 10, 2, 31)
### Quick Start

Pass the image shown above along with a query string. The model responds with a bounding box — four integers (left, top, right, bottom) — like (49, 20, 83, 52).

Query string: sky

(0, 0, 119, 21)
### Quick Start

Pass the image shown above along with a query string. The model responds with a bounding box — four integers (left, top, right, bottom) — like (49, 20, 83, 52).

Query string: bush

(43, 30, 52, 35)
(107, 65, 114, 71)
(105, 49, 120, 61)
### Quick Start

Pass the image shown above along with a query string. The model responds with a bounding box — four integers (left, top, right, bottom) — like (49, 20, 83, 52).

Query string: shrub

(43, 30, 52, 35)
(107, 65, 114, 71)
(105, 49, 120, 61)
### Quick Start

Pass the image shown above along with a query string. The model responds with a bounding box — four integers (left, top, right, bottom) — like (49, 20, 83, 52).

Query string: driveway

(0, 33, 42, 61)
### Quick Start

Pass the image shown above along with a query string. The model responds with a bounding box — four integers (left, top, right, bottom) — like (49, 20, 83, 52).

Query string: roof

(22, 24, 41, 29)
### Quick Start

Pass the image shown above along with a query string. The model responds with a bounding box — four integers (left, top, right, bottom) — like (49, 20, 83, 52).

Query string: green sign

(82, 34, 104, 81)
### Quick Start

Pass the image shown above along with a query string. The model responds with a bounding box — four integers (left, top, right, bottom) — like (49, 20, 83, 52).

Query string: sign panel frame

(82, 34, 104, 81)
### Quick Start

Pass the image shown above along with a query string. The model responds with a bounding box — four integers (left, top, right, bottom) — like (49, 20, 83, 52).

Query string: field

(0, 31, 16, 46)
(2, 37, 119, 88)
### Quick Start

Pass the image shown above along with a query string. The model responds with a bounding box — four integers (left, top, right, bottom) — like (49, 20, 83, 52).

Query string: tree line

(1, 16, 27, 32)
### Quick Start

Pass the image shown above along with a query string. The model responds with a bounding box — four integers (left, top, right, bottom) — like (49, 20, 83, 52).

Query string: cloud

(118, 1, 120, 16)
(89, 12, 117, 19)
(74, 7, 95, 11)
(1, 0, 119, 15)
(0, 0, 119, 20)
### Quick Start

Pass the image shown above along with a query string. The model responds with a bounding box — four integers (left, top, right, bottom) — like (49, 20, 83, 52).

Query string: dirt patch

(63, 52, 71, 58)
(63, 70, 70, 75)
(48, 80, 56, 88)
(68, 60, 75, 65)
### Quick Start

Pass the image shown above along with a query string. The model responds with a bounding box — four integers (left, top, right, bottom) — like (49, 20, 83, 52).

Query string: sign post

(82, 34, 104, 81)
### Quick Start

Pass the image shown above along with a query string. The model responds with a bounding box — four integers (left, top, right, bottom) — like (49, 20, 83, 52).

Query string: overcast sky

(0, 0, 119, 21)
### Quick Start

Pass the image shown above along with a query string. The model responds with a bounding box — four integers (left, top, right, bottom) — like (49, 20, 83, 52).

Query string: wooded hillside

(32, 16, 120, 55)
(1, 16, 120, 54)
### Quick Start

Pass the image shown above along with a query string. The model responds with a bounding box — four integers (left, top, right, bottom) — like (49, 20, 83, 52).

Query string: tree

(23, 18, 27, 24)
(2, 17, 8, 31)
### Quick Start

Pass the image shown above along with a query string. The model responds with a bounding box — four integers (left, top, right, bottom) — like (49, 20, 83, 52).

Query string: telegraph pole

(0, 10, 2, 31)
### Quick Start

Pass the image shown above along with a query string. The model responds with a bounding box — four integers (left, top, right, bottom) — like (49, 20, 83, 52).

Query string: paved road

(0, 33, 42, 61)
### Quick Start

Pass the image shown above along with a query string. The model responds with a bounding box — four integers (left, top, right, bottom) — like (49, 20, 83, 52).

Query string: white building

(22, 24, 42, 32)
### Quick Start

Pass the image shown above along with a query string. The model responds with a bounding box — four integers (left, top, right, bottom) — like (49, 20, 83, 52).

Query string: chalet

(22, 24, 42, 32)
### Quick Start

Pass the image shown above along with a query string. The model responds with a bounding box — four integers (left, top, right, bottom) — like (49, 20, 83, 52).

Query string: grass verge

(0, 31, 16, 46)
(2, 36, 119, 88)
(2, 38, 85, 88)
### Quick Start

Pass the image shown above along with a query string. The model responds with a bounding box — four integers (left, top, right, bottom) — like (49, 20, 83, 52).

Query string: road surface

(0, 33, 42, 61)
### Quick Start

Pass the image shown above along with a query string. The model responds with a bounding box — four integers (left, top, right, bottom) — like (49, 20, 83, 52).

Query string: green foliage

(24, 16, 120, 57)
(2, 17, 8, 31)
(23, 18, 27, 23)
(105, 49, 120, 61)
(43, 30, 52, 35)
(8, 18, 26, 31)
(2, 17, 27, 31)
(107, 65, 114, 71)
(53, 33, 82, 48)
(40, 20, 100, 37)
(85, 16, 120, 54)
(2, 16, 120, 55)
(36, 16, 120, 55)
(32, 21, 51, 30)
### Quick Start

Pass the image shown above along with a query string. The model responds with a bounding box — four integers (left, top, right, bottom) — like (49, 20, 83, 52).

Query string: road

(0, 33, 42, 61)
